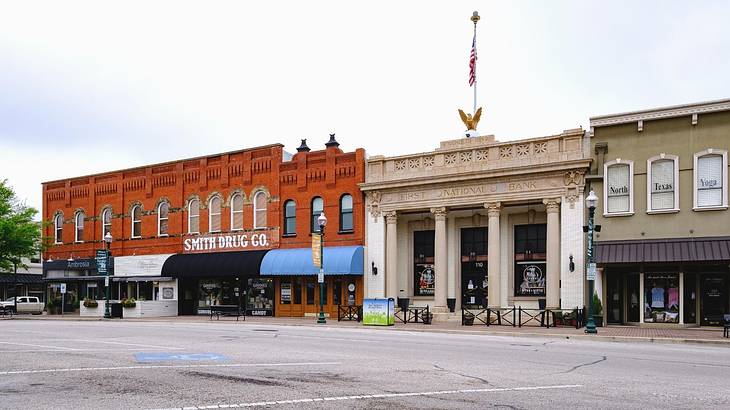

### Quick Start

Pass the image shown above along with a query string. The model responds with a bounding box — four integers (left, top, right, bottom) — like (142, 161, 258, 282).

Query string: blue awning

(260, 246, 364, 276)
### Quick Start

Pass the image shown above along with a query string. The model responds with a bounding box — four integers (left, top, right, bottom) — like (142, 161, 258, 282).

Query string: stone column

(431, 207, 448, 311)
(544, 198, 561, 309)
(384, 211, 398, 299)
(485, 202, 501, 309)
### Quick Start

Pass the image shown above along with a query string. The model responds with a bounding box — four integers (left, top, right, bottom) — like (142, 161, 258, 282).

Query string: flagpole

(471, 11, 480, 114)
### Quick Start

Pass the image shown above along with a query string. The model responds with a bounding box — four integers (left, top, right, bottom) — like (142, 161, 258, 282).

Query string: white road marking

(0, 361, 340, 376)
(0, 341, 79, 351)
(58, 339, 185, 350)
(0, 348, 177, 353)
(149, 384, 583, 409)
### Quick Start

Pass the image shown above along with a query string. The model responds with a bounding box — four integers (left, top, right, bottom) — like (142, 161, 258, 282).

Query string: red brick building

(42, 136, 365, 317)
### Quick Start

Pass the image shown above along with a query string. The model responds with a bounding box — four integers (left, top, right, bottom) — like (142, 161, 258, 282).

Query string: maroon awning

(595, 237, 730, 264)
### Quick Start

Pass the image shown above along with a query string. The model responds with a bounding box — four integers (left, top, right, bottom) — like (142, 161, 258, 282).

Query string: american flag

(468, 31, 477, 86)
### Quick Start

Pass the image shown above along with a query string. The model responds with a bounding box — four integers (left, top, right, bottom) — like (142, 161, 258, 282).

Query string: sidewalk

(6, 313, 729, 346)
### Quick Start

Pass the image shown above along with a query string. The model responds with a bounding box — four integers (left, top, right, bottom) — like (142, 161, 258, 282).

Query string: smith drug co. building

(42, 136, 366, 317)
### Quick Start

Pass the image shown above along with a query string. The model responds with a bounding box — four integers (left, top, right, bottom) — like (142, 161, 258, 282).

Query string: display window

(413, 230, 435, 296)
(644, 273, 679, 323)
(514, 224, 547, 297)
(247, 278, 273, 315)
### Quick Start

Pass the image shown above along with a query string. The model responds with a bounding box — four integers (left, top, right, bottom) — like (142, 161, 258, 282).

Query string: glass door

(700, 275, 726, 326)
(606, 272, 622, 324)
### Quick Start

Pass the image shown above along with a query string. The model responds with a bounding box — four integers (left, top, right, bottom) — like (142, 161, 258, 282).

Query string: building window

(647, 154, 679, 213)
(339, 194, 353, 232)
(413, 230, 435, 296)
(311, 197, 324, 233)
(514, 224, 547, 297)
(54, 213, 63, 244)
(604, 160, 634, 216)
(131, 205, 142, 238)
(694, 149, 728, 210)
(157, 202, 169, 236)
(230, 193, 244, 231)
(283, 200, 296, 235)
(74, 211, 85, 242)
(253, 191, 267, 229)
(644, 273, 680, 323)
(102, 208, 112, 238)
(188, 199, 200, 234)
(208, 196, 221, 233)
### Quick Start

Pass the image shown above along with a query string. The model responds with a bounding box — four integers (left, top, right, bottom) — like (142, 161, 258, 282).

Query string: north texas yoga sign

(183, 229, 278, 253)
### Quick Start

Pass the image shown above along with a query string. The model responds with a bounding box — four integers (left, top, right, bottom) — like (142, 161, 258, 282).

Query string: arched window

(253, 191, 267, 229)
(339, 194, 354, 232)
(603, 159, 634, 216)
(283, 200, 296, 235)
(209, 196, 222, 233)
(54, 213, 63, 244)
(188, 199, 200, 234)
(157, 202, 169, 236)
(131, 205, 142, 238)
(694, 149, 728, 210)
(647, 154, 679, 213)
(74, 211, 85, 242)
(230, 193, 244, 231)
(101, 208, 112, 238)
(311, 197, 324, 233)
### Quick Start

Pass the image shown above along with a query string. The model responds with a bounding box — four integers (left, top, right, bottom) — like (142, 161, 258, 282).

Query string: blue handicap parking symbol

(134, 352, 229, 363)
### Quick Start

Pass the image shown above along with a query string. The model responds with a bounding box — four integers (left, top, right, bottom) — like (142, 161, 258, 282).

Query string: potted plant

(83, 298, 99, 308)
(121, 298, 136, 308)
(463, 311, 475, 326)
(592, 292, 603, 327)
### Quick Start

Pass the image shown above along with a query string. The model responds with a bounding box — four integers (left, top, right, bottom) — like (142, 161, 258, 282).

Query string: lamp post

(317, 211, 327, 324)
(103, 232, 113, 319)
(585, 190, 598, 334)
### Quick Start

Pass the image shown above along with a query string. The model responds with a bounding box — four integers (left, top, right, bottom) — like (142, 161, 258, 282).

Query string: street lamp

(584, 190, 598, 334)
(316, 211, 328, 324)
(103, 232, 113, 319)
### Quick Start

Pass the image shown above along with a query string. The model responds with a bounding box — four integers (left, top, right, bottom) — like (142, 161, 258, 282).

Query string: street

(0, 320, 728, 409)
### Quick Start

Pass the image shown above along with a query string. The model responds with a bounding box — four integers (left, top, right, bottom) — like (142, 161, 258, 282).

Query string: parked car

(0, 296, 44, 314)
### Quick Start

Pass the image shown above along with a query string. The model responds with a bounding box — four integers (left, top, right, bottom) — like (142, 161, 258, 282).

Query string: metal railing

(462, 306, 585, 329)
(395, 305, 431, 324)
(337, 305, 362, 322)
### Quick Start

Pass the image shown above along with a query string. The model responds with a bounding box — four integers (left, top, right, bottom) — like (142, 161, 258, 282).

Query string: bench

(209, 305, 245, 321)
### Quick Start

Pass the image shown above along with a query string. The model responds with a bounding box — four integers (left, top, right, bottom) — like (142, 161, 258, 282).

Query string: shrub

(121, 298, 136, 308)
(83, 298, 98, 308)
(592, 292, 603, 316)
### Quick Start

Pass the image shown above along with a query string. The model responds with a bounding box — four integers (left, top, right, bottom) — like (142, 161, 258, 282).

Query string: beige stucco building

(589, 99, 730, 327)
(361, 130, 591, 315)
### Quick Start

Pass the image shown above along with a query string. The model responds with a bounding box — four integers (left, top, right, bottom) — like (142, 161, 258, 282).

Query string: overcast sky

(2, 1, 730, 215)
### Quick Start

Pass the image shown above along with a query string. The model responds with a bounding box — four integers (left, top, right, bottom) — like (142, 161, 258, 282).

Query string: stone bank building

(361, 130, 591, 314)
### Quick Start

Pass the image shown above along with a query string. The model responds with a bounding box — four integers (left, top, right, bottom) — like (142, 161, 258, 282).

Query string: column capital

(430, 207, 447, 220)
(384, 210, 398, 224)
(543, 198, 561, 213)
(484, 202, 501, 218)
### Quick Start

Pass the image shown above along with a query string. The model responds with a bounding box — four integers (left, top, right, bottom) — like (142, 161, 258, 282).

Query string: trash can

(110, 302, 123, 318)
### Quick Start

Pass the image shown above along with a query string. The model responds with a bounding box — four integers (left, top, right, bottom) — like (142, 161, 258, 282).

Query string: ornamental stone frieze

(562, 170, 586, 208)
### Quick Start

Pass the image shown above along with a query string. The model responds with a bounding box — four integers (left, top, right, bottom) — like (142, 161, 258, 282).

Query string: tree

(0, 179, 43, 272)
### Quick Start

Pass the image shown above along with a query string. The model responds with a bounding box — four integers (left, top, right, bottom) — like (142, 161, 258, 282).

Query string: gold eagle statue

(458, 107, 483, 131)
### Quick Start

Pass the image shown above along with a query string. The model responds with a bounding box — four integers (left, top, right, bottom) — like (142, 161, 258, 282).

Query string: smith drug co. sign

(183, 228, 279, 253)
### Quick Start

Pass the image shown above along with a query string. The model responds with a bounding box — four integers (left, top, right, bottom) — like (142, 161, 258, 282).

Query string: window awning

(260, 246, 364, 276)
(596, 237, 730, 264)
(161, 250, 268, 278)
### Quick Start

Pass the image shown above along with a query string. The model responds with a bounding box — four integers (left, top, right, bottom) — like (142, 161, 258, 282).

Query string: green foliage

(83, 298, 98, 308)
(0, 180, 43, 271)
(121, 298, 137, 308)
(592, 291, 603, 316)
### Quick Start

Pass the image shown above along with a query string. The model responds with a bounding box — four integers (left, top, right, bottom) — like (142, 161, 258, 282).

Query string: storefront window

(333, 279, 342, 306)
(514, 224, 547, 297)
(139, 282, 153, 301)
(306, 279, 315, 304)
(627, 273, 640, 322)
(461, 227, 488, 307)
(683, 272, 697, 324)
(293, 280, 302, 304)
(281, 279, 291, 304)
(247, 278, 273, 314)
(413, 230, 435, 296)
(644, 273, 679, 323)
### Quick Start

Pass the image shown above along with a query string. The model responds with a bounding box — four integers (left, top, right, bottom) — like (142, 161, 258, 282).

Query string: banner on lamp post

(312, 233, 322, 268)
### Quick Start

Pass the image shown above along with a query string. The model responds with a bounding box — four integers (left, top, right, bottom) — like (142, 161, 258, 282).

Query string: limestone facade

(361, 130, 591, 311)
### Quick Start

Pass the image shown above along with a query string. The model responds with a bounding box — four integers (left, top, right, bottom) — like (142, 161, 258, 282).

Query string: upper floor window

(647, 154, 679, 213)
(694, 149, 728, 210)
(230, 193, 244, 231)
(188, 198, 200, 234)
(208, 196, 222, 233)
(131, 205, 142, 238)
(604, 159, 634, 216)
(339, 194, 353, 232)
(157, 202, 169, 236)
(101, 208, 112, 238)
(74, 211, 85, 242)
(311, 197, 324, 233)
(253, 191, 267, 229)
(283, 200, 296, 235)
(54, 213, 63, 244)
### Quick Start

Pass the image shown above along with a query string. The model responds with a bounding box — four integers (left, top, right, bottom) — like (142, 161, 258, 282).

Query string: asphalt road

(0, 320, 729, 409)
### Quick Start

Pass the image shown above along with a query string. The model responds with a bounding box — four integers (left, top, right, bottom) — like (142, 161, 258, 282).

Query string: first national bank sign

(183, 228, 278, 254)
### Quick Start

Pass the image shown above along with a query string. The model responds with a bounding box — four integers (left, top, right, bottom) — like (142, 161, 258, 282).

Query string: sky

(1, 1, 730, 216)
